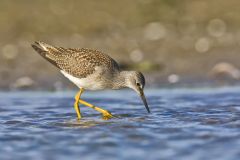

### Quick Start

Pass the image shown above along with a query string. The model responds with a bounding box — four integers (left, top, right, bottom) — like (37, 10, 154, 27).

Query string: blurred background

(1, 0, 240, 90)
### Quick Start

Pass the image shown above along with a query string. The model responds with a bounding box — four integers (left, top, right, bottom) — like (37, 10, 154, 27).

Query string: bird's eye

(136, 82, 141, 86)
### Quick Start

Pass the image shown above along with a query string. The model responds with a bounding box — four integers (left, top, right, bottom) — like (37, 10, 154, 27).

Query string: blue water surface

(0, 87, 240, 160)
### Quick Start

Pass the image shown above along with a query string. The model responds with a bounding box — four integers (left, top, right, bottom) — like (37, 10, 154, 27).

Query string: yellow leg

(74, 88, 84, 120)
(78, 99, 114, 120)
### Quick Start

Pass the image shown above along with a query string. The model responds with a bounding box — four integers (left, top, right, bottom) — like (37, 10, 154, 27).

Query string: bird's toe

(102, 111, 114, 120)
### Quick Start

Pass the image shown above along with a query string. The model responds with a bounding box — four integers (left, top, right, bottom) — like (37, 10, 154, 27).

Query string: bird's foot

(101, 110, 114, 120)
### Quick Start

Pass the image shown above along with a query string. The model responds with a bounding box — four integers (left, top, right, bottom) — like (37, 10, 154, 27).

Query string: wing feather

(32, 41, 120, 78)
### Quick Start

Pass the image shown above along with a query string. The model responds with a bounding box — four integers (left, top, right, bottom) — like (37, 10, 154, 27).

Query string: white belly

(60, 70, 110, 90)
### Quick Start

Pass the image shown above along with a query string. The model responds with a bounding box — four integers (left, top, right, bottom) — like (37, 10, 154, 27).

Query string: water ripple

(0, 88, 240, 160)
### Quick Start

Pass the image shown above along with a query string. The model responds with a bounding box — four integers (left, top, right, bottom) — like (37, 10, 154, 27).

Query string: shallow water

(0, 87, 240, 160)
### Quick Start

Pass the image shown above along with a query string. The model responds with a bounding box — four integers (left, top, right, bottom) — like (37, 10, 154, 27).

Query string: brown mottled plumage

(32, 41, 119, 78)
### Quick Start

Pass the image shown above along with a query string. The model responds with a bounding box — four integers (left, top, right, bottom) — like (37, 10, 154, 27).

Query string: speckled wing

(32, 41, 120, 78)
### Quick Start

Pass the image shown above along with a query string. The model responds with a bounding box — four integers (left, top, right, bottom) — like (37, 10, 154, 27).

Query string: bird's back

(32, 41, 120, 79)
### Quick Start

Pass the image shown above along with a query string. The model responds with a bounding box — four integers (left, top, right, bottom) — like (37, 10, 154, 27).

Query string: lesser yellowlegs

(32, 41, 150, 120)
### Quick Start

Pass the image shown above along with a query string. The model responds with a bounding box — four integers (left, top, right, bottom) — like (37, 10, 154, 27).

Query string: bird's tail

(31, 41, 60, 69)
(31, 41, 55, 56)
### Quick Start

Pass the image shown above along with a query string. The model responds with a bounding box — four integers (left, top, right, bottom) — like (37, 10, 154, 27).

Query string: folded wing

(32, 41, 120, 78)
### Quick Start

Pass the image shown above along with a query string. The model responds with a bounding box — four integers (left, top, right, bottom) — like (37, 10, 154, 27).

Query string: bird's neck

(111, 71, 132, 89)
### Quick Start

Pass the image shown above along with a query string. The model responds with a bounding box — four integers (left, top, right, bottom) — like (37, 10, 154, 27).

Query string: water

(1, 87, 240, 160)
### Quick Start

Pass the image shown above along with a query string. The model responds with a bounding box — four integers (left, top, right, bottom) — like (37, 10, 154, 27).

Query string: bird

(31, 41, 150, 120)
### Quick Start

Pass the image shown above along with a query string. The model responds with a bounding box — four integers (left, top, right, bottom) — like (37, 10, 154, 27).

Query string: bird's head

(125, 71, 150, 113)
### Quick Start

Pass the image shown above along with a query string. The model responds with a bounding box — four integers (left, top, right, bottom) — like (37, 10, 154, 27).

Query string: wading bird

(32, 41, 150, 120)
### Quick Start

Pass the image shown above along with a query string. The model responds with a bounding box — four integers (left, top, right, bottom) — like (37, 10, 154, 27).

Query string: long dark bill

(139, 89, 150, 113)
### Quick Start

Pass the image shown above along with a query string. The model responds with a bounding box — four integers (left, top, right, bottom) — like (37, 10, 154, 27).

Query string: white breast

(60, 69, 111, 90)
